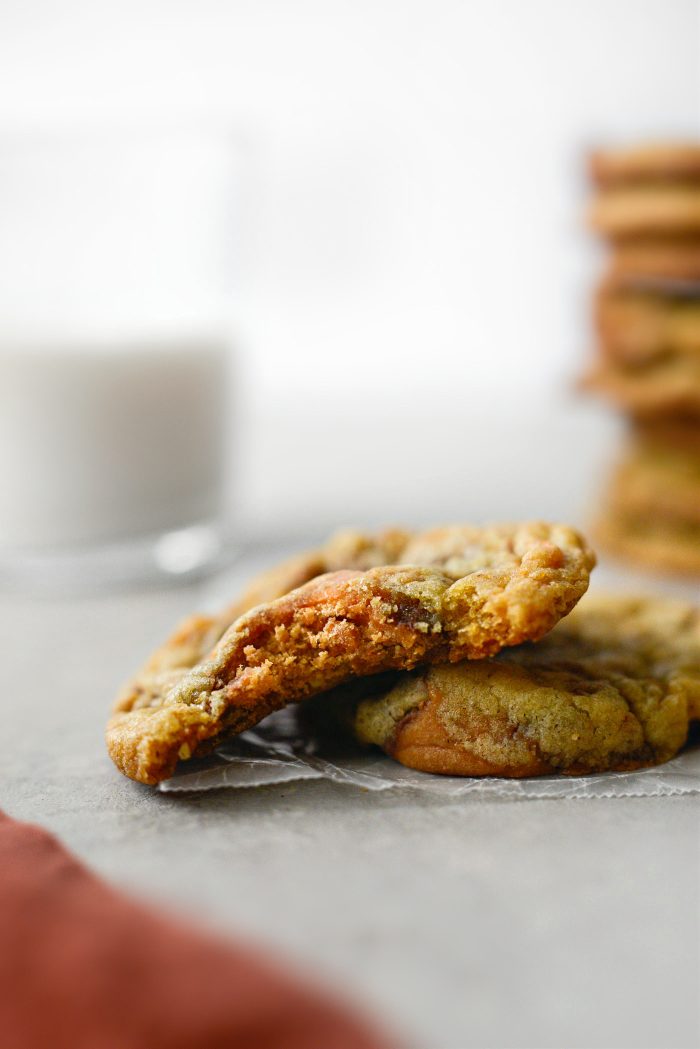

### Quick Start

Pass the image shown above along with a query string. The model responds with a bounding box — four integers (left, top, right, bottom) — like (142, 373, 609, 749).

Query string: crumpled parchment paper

(159, 707, 700, 800)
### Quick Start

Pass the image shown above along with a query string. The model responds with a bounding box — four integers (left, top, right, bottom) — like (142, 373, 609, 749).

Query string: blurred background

(0, 0, 697, 575)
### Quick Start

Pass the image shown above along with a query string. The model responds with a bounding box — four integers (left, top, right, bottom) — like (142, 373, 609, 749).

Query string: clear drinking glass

(0, 123, 241, 590)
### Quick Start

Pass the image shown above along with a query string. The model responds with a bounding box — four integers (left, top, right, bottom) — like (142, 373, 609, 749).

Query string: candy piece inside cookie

(352, 595, 700, 777)
(107, 523, 594, 785)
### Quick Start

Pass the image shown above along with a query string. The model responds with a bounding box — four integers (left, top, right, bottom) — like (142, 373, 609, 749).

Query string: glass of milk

(0, 123, 241, 589)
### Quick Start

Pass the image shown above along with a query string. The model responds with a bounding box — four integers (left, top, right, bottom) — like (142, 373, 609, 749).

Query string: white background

(0, 0, 698, 537)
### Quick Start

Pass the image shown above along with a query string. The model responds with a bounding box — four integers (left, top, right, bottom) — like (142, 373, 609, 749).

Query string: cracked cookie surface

(353, 595, 700, 776)
(107, 522, 594, 784)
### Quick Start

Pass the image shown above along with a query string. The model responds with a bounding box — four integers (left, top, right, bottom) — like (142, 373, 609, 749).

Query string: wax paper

(159, 707, 700, 799)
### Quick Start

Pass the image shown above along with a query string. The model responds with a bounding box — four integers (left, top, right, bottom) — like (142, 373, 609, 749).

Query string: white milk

(0, 127, 240, 583)
(0, 335, 229, 551)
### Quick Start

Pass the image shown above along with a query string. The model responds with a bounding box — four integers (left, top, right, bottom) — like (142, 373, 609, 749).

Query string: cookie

(631, 418, 700, 456)
(352, 594, 699, 776)
(589, 186, 700, 240)
(594, 509, 700, 578)
(581, 355, 700, 419)
(123, 527, 412, 689)
(595, 284, 700, 364)
(607, 241, 700, 284)
(590, 144, 700, 187)
(107, 522, 595, 784)
(606, 439, 700, 526)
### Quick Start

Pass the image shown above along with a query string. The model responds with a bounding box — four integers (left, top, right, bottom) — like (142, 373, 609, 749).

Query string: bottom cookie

(351, 595, 699, 777)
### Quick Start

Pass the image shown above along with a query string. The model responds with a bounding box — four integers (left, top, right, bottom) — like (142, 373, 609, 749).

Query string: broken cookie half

(107, 522, 595, 785)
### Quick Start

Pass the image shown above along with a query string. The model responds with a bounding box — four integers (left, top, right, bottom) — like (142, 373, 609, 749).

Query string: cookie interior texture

(107, 522, 595, 785)
(352, 595, 700, 777)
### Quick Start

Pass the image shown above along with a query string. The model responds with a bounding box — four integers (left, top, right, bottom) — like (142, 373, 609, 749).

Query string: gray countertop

(3, 547, 699, 1049)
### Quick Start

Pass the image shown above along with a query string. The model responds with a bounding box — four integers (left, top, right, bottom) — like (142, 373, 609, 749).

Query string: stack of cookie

(583, 143, 700, 576)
